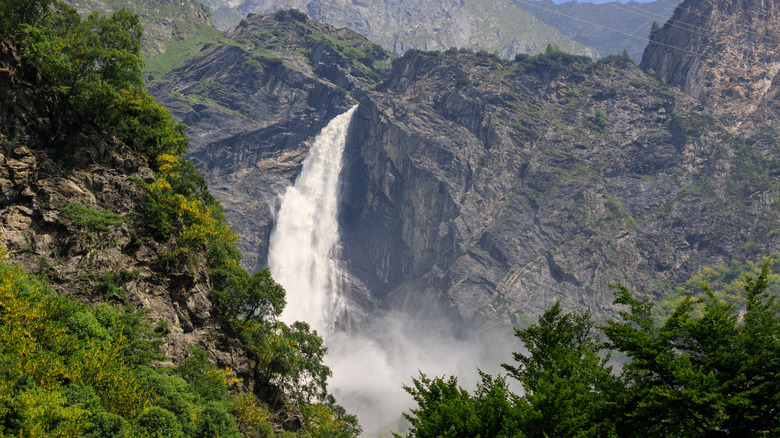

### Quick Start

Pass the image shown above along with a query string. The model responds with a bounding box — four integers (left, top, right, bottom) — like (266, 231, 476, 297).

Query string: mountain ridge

(153, 2, 780, 327)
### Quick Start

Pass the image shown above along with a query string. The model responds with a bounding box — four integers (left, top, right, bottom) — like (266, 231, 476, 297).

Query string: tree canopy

(403, 266, 780, 437)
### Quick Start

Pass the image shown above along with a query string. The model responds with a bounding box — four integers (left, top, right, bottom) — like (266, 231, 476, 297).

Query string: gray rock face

(641, 0, 780, 129)
(153, 11, 780, 328)
(151, 13, 386, 278)
(342, 50, 780, 326)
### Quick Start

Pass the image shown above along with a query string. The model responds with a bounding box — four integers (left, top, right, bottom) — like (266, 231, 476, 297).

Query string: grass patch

(60, 203, 123, 234)
(144, 25, 221, 80)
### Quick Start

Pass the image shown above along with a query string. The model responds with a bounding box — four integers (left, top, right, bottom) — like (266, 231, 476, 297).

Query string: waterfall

(268, 105, 358, 334)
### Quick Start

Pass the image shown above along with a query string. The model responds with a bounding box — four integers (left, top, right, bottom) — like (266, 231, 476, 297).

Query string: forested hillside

(0, 1, 359, 436)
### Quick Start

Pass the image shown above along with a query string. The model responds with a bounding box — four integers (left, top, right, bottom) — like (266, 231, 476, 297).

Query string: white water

(268, 105, 358, 333)
(267, 105, 516, 436)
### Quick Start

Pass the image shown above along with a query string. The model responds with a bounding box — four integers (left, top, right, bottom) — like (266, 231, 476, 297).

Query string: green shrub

(90, 411, 127, 438)
(193, 402, 241, 438)
(593, 108, 609, 130)
(136, 407, 182, 438)
(66, 311, 110, 341)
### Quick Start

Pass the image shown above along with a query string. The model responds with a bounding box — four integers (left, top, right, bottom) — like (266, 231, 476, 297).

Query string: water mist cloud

(325, 311, 518, 436)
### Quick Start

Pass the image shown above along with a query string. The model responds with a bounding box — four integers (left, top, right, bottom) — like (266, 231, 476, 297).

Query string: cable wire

(515, 0, 704, 57)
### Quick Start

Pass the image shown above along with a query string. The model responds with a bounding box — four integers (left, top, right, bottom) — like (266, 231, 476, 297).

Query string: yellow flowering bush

(146, 154, 237, 259)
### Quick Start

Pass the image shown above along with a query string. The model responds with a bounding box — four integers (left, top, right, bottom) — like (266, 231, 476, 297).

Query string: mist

(324, 312, 520, 436)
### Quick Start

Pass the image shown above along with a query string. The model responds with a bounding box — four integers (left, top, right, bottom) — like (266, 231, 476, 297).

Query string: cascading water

(266, 104, 513, 436)
(268, 105, 358, 334)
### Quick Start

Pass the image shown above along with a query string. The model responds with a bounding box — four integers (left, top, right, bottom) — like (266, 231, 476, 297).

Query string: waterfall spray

(267, 104, 514, 436)
(268, 105, 358, 334)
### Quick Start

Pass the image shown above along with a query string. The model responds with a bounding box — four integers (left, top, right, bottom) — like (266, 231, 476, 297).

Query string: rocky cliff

(641, 0, 780, 129)
(151, 11, 389, 279)
(0, 38, 255, 388)
(153, 3, 780, 328)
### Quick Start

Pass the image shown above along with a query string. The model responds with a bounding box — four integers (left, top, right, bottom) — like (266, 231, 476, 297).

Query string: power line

(516, 0, 704, 58)
(605, 1, 717, 40)
(652, 0, 780, 45)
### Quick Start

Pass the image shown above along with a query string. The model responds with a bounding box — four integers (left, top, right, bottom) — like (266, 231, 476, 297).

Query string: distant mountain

(515, 0, 678, 62)
(199, 0, 598, 58)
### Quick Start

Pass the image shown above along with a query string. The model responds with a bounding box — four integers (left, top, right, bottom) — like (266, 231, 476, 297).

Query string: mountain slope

(153, 6, 780, 327)
(64, 0, 217, 58)
(200, 0, 597, 58)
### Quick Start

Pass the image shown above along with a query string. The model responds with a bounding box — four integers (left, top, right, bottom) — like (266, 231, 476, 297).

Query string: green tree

(650, 21, 661, 38)
(216, 267, 286, 323)
(274, 321, 331, 406)
(503, 302, 619, 438)
(0, 0, 56, 34)
(402, 372, 521, 438)
(603, 266, 780, 437)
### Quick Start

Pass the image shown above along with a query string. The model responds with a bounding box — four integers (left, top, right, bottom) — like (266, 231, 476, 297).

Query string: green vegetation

(7, 1, 188, 165)
(144, 25, 221, 80)
(0, 257, 293, 437)
(656, 254, 780, 319)
(650, 21, 661, 39)
(672, 112, 718, 138)
(7, 235, 360, 436)
(593, 108, 609, 131)
(515, 44, 592, 76)
(1, 2, 361, 436)
(60, 203, 124, 243)
(219, 10, 392, 84)
(402, 267, 780, 437)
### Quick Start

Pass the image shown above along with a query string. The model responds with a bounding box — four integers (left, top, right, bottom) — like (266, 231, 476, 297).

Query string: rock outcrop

(641, 0, 780, 129)
(153, 6, 780, 328)
(0, 39, 254, 384)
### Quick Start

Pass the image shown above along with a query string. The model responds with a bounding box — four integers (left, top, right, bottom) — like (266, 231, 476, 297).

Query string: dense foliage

(2, 0, 186, 165)
(1, 1, 360, 436)
(0, 257, 252, 437)
(402, 266, 780, 437)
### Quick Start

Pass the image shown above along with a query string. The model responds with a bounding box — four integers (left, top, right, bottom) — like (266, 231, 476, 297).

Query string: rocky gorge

(2, 0, 780, 435)
(150, 0, 780, 329)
